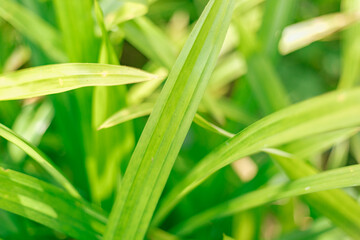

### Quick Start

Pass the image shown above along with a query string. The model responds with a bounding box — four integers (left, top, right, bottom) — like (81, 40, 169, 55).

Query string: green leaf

(0, 123, 80, 199)
(104, 0, 236, 239)
(0, 0, 66, 62)
(234, 16, 290, 114)
(53, 0, 98, 63)
(338, 1, 360, 88)
(193, 114, 235, 138)
(122, 17, 177, 70)
(278, 218, 342, 240)
(281, 128, 358, 159)
(172, 158, 360, 235)
(88, 0, 136, 202)
(0, 63, 160, 101)
(153, 88, 360, 226)
(267, 149, 360, 239)
(8, 100, 54, 164)
(326, 140, 350, 169)
(103, 0, 148, 28)
(279, 12, 360, 55)
(98, 102, 235, 138)
(98, 102, 154, 130)
(258, 0, 297, 60)
(0, 168, 106, 240)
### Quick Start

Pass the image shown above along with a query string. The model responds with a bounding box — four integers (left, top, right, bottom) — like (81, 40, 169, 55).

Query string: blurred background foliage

(0, 0, 360, 239)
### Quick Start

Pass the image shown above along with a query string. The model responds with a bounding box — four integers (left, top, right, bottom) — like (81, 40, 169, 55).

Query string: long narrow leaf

(98, 102, 235, 138)
(153, 88, 360, 226)
(0, 168, 106, 240)
(0, 0, 66, 62)
(173, 162, 360, 235)
(267, 149, 360, 238)
(104, 0, 236, 239)
(0, 63, 160, 101)
(0, 123, 80, 198)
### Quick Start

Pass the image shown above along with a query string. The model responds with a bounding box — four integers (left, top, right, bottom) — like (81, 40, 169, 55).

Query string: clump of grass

(0, 0, 360, 239)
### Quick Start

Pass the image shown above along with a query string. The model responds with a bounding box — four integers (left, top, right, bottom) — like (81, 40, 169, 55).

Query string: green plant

(0, 0, 360, 239)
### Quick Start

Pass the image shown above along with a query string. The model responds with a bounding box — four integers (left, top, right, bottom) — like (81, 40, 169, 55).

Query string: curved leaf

(98, 102, 235, 138)
(173, 162, 360, 235)
(0, 63, 160, 101)
(0, 0, 66, 62)
(0, 168, 106, 240)
(0, 123, 80, 198)
(153, 88, 360, 226)
(104, 0, 236, 239)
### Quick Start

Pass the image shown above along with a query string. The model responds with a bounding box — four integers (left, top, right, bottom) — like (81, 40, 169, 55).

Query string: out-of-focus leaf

(88, 1, 135, 202)
(0, 0, 66, 62)
(279, 12, 360, 55)
(53, 0, 98, 63)
(99, 101, 235, 138)
(8, 100, 54, 164)
(103, 0, 148, 28)
(338, 0, 360, 89)
(122, 17, 177, 69)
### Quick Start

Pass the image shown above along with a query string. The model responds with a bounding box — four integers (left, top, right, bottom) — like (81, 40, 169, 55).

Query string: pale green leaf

(8, 100, 54, 163)
(172, 158, 360, 235)
(0, 0, 66, 62)
(104, 0, 236, 239)
(279, 12, 360, 55)
(103, 0, 148, 28)
(0, 168, 106, 240)
(0, 123, 80, 199)
(98, 102, 235, 138)
(267, 149, 360, 239)
(153, 88, 360, 226)
(0, 63, 160, 101)
(122, 17, 177, 70)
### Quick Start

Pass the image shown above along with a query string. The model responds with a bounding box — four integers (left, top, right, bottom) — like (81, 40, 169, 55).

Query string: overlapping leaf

(153, 88, 360, 226)
(0, 168, 106, 240)
(0, 63, 160, 101)
(104, 0, 236, 239)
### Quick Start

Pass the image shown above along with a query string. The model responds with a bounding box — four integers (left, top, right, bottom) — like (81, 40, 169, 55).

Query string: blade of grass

(103, 0, 148, 28)
(98, 101, 235, 138)
(87, 0, 135, 202)
(172, 161, 360, 235)
(0, 123, 80, 199)
(98, 102, 154, 129)
(0, 63, 160, 101)
(8, 100, 54, 164)
(52, 0, 101, 196)
(53, 0, 98, 63)
(279, 12, 360, 55)
(152, 88, 360, 226)
(267, 149, 360, 239)
(281, 128, 358, 159)
(338, 0, 360, 89)
(327, 140, 350, 169)
(277, 218, 342, 240)
(193, 114, 235, 138)
(234, 17, 290, 114)
(104, 0, 236, 239)
(258, 0, 297, 61)
(0, 168, 106, 240)
(122, 16, 178, 69)
(0, 0, 66, 62)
